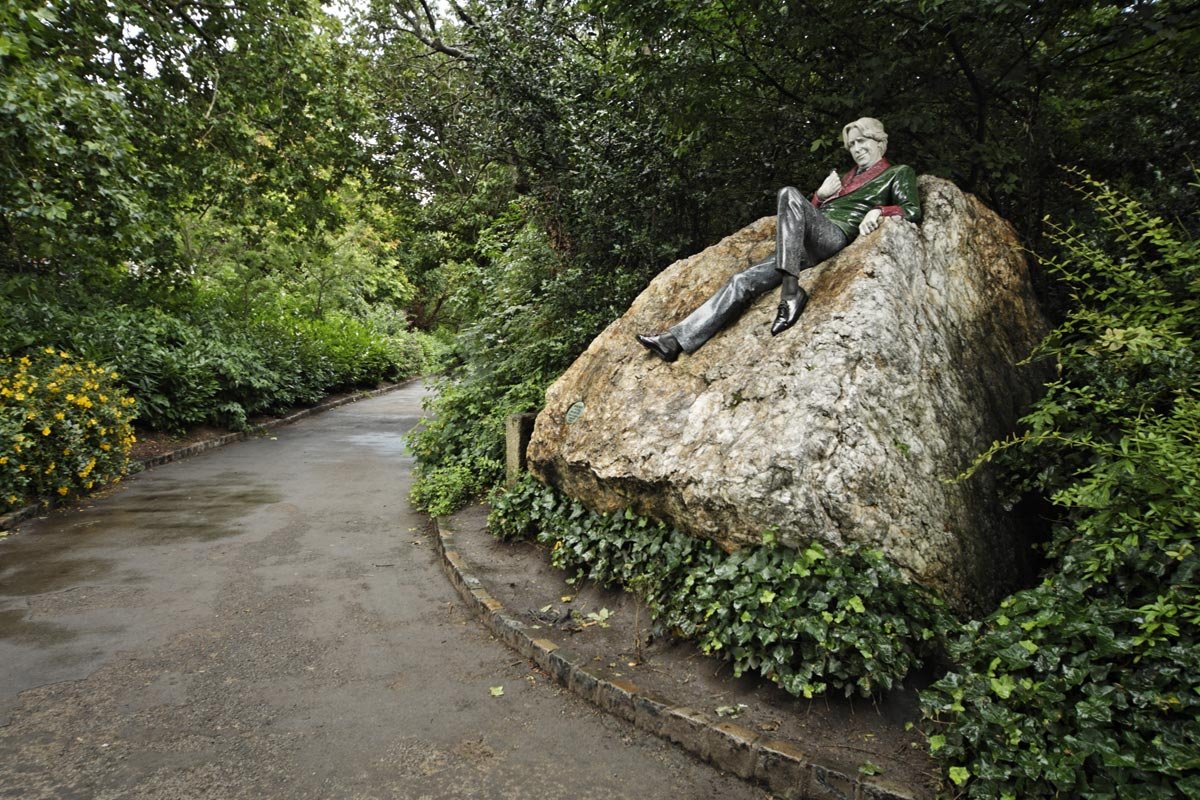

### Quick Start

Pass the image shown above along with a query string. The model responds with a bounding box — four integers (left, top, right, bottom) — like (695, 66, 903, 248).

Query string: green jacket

(813, 160, 921, 239)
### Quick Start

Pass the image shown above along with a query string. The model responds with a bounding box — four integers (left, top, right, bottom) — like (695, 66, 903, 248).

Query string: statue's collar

(843, 158, 891, 193)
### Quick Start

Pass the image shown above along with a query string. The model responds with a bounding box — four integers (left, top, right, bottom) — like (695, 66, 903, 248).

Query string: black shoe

(770, 288, 808, 336)
(636, 332, 682, 362)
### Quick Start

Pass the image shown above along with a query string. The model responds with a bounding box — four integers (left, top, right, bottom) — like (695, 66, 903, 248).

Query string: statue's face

(846, 129, 886, 169)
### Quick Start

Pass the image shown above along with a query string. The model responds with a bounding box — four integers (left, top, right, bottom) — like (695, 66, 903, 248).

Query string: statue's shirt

(812, 159, 922, 239)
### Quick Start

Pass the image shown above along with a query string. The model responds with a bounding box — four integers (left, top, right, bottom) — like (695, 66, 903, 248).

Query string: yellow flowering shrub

(1, 349, 137, 513)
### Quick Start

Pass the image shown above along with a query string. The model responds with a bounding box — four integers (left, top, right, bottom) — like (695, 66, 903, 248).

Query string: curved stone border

(0, 380, 418, 531)
(434, 514, 921, 800)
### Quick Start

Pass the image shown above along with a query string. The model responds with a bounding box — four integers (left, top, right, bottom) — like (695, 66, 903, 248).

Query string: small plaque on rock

(565, 402, 585, 424)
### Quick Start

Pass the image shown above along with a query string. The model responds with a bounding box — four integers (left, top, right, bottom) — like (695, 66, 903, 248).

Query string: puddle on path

(0, 609, 76, 645)
(342, 432, 412, 457)
(0, 473, 282, 598)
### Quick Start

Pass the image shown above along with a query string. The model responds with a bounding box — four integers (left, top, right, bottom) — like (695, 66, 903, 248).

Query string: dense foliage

(490, 475, 953, 699)
(0, 280, 431, 433)
(919, 177, 1200, 797)
(1, 0, 437, 507)
(1, 350, 137, 513)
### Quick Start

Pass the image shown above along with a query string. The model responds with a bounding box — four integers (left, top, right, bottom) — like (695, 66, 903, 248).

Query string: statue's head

(842, 117, 887, 169)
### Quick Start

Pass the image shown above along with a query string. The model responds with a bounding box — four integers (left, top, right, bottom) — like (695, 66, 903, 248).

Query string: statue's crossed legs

(638, 187, 848, 361)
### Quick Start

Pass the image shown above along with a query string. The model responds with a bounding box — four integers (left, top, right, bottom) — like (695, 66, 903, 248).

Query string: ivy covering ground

(488, 474, 953, 699)
(919, 178, 1200, 797)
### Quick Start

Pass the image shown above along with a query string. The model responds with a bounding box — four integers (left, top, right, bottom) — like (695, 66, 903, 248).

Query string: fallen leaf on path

(489, 686, 504, 697)
(582, 608, 613, 628)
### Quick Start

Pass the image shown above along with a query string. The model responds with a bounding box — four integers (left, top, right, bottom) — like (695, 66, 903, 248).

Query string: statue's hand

(816, 170, 842, 200)
(859, 208, 883, 236)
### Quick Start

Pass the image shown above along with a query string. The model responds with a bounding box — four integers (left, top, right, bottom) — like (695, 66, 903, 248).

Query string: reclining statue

(636, 117, 922, 362)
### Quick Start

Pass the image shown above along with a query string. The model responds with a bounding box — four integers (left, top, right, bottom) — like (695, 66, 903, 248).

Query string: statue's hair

(842, 117, 888, 150)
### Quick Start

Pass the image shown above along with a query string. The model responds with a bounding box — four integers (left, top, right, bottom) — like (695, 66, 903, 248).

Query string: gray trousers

(670, 187, 849, 353)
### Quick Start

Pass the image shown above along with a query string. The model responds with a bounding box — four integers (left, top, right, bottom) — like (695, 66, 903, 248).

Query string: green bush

(410, 458, 503, 518)
(407, 377, 522, 513)
(407, 214, 616, 514)
(489, 475, 954, 698)
(919, 175, 1200, 797)
(1, 349, 137, 513)
(0, 284, 431, 433)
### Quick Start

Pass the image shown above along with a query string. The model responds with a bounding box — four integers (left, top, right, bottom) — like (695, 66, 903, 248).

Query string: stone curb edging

(0, 380, 417, 532)
(433, 515, 922, 800)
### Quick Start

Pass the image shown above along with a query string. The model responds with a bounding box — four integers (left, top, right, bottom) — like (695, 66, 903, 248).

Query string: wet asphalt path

(0, 383, 766, 799)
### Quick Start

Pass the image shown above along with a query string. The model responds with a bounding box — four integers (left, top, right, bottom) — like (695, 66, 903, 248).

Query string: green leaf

(990, 674, 1016, 699)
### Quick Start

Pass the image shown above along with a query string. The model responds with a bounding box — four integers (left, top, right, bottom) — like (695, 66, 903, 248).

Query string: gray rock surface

(527, 176, 1049, 612)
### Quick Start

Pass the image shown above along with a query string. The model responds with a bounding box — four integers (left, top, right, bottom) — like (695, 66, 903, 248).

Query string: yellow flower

(57, 486, 68, 496)
(43, 347, 55, 355)
(18, 464, 26, 472)
(58, 351, 68, 359)
(54, 411, 65, 421)
(100, 443, 111, 451)
(0, 456, 7, 465)
(41, 426, 51, 436)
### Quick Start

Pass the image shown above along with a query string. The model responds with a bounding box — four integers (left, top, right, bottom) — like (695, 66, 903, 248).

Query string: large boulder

(527, 176, 1049, 612)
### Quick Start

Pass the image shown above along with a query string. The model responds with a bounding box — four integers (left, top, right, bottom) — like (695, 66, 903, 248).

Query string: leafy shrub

(0, 285, 431, 433)
(407, 215, 617, 514)
(919, 175, 1200, 797)
(490, 475, 954, 698)
(410, 458, 503, 518)
(1, 349, 137, 513)
(407, 376, 530, 514)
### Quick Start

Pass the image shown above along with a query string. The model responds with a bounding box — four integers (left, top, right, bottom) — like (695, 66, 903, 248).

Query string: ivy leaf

(948, 766, 970, 786)
(990, 674, 1017, 699)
